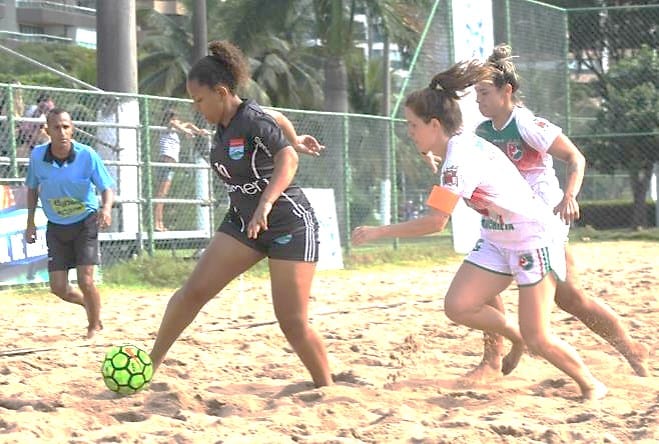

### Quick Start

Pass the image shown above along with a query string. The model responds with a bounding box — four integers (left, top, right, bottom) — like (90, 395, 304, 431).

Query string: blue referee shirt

(25, 141, 116, 225)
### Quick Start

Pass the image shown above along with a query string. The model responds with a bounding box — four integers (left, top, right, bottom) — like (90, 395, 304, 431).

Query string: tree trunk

(629, 162, 653, 228)
(192, 0, 208, 64)
(323, 56, 348, 112)
(323, 56, 349, 243)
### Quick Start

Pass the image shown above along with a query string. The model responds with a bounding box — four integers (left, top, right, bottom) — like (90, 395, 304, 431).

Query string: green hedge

(577, 201, 656, 229)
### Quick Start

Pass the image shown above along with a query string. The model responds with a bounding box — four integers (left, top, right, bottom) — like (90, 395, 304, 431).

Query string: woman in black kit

(148, 40, 332, 387)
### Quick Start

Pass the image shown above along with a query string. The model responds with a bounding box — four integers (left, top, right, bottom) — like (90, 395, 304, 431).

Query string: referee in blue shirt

(25, 108, 115, 339)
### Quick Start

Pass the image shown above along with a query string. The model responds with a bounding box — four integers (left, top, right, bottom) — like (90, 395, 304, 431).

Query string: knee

(554, 281, 588, 315)
(178, 284, 215, 309)
(50, 282, 67, 298)
(277, 316, 308, 341)
(520, 331, 551, 355)
(77, 277, 97, 295)
(444, 295, 470, 324)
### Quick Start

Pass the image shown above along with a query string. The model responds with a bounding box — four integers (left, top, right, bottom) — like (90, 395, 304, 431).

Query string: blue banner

(0, 186, 49, 286)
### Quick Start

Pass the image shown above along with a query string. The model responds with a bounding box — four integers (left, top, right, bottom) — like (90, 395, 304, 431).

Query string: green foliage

(345, 235, 460, 269)
(0, 42, 96, 87)
(103, 254, 195, 288)
(577, 200, 656, 229)
(569, 226, 659, 242)
(136, 9, 193, 97)
(584, 45, 659, 227)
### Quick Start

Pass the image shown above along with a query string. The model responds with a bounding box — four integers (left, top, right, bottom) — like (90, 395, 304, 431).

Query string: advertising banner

(0, 186, 49, 286)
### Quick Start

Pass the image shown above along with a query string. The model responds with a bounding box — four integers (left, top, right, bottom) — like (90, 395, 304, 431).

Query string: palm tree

(310, 0, 430, 113)
(137, 9, 192, 97)
(206, 0, 324, 109)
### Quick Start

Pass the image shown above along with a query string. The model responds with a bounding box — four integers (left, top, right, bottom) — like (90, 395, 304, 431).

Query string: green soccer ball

(101, 345, 153, 395)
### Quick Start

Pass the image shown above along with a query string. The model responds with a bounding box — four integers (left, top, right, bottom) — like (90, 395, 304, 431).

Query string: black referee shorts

(46, 212, 100, 271)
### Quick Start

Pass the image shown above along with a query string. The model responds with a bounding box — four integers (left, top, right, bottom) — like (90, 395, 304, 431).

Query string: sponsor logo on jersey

(225, 178, 269, 195)
(253, 136, 272, 157)
(273, 234, 293, 245)
(481, 218, 515, 231)
(533, 118, 548, 128)
(442, 166, 459, 187)
(228, 138, 246, 160)
(212, 162, 231, 179)
(506, 142, 523, 161)
(519, 253, 534, 270)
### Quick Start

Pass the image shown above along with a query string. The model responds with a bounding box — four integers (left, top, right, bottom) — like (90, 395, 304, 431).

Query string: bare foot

(86, 322, 103, 339)
(623, 341, 649, 377)
(581, 379, 608, 402)
(455, 361, 502, 388)
(501, 341, 525, 375)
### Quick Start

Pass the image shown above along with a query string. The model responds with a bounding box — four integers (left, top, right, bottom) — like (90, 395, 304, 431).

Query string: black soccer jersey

(210, 99, 312, 226)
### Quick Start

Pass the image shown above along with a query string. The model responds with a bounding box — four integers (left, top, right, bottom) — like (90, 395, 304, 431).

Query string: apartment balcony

(15, 0, 96, 28)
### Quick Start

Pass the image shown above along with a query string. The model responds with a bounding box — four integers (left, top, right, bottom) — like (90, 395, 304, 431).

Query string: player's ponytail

(487, 43, 520, 93)
(188, 40, 249, 93)
(406, 60, 493, 135)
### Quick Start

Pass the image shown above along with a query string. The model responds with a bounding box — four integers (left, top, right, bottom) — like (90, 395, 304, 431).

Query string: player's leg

(49, 270, 85, 306)
(154, 176, 172, 231)
(518, 273, 607, 400)
(466, 295, 508, 382)
(46, 223, 85, 306)
(149, 232, 264, 371)
(444, 262, 523, 385)
(76, 264, 101, 338)
(269, 259, 332, 387)
(554, 245, 648, 376)
(71, 212, 104, 338)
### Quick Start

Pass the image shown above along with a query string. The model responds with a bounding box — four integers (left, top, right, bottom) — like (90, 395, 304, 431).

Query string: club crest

(518, 253, 534, 271)
(442, 166, 459, 187)
(274, 234, 293, 245)
(506, 142, 523, 161)
(228, 138, 246, 160)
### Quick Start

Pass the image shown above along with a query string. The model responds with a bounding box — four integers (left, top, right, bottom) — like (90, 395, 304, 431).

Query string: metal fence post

(343, 113, 351, 255)
(4, 84, 18, 178)
(139, 96, 154, 256)
(390, 118, 399, 250)
(563, 8, 571, 135)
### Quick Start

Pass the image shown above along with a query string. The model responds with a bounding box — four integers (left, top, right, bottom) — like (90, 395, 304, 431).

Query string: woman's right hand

(25, 225, 37, 244)
(247, 201, 273, 239)
(351, 226, 380, 246)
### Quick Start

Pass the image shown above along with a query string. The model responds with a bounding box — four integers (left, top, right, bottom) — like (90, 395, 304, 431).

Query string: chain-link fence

(495, 1, 659, 229)
(1, 1, 658, 287)
(566, 4, 659, 229)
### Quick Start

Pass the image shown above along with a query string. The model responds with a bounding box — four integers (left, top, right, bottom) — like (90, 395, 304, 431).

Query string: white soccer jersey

(475, 106, 563, 208)
(440, 133, 562, 249)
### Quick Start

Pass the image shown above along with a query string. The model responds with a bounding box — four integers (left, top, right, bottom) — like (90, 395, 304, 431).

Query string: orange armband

(426, 185, 460, 215)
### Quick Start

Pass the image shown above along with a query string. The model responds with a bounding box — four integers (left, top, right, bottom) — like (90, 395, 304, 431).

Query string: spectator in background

(19, 93, 54, 156)
(96, 97, 122, 232)
(1, 80, 25, 161)
(154, 108, 209, 232)
(96, 97, 120, 179)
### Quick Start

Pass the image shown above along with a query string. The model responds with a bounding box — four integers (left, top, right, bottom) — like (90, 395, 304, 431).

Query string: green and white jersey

(441, 133, 563, 249)
(476, 106, 563, 208)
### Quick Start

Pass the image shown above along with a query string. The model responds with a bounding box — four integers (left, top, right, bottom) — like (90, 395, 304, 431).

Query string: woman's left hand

(554, 194, 580, 223)
(247, 201, 273, 239)
(351, 226, 379, 246)
(294, 135, 325, 156)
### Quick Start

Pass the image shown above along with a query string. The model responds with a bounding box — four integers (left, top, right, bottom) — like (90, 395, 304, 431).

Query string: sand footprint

(110, 411, 149, 422)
